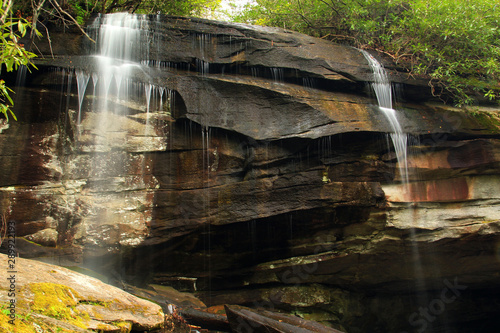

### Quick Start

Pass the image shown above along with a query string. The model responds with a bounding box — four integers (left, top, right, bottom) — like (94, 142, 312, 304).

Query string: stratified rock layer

(2, 15, 500, 333)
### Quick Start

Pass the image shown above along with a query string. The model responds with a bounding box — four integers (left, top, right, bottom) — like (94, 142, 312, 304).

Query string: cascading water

(92, 13, 146, 112)
(362, 50, 430, 322)
(81, 13, 216, 293)
(79, 13, 175, 145)
(66, 13, 176, 261)
(361, 50, 409, 185)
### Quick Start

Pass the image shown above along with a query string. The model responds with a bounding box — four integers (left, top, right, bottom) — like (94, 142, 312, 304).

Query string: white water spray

(76, 70, 90, 124)
(91, 72, 98, 94)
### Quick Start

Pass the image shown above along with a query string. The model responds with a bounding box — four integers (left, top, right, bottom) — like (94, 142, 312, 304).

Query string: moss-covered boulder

(0, 254, 164, 332)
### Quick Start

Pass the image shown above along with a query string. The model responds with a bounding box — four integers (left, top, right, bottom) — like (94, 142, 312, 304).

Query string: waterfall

(76, 13, 173, 140)
(93, 13, 147, 111)
(361, 50, 409, 185)
(58, 13, 179, 266)
(95, 13, 145, 61)
(362, 50, 432, 322)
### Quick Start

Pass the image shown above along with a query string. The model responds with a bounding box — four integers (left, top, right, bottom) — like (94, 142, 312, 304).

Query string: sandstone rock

(150, 284, 206, 308)
(25, 228, 58, 247)
(0, 254, 164, 332)
(169, 74, 500, 140)
(122, 283, 206, 310)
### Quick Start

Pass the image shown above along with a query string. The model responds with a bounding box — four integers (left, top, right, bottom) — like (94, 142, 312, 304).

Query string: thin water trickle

(114, 73, 123, 98)
(362, 49, 429, 313)
(65, 71, 73, 117)
(75, 70, 90, 124)
(91, 72, 98, 94)
(302, 77, 316, 89)
(380, 106, 409, 185)
(361, 50, 409, 185)
(15, 64, 28, 88)
(144, 83, 153, 112)
(195, 33, 212, 75)
(101, 72, 113, 100)
(251, 67, 259, 78)
(159, 86, 165, 110)
(270, 67, 284, 83)
(197, 59, 210, 75)
(144, 83, 153, 135)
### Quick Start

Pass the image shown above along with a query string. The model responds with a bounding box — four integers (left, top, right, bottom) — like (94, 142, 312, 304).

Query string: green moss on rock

(0, 303, 77, 333)
(469, 110, 500, 133)
(23, 282, 90, 329)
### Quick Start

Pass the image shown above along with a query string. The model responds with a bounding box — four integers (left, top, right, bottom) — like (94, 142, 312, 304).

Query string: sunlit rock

(0, 254, 164, 331)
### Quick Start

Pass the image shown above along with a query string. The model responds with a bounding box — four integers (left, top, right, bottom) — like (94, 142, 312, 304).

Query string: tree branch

(49, 0, 95, 43)
(319, 0, 340, 16)
(0, 0, 13, 25)
(30, 0, 48, 39)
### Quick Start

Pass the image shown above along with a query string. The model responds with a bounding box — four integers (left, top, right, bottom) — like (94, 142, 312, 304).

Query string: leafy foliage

(1, 0, 39, 121)
(131, 0, 221, 16)
(13, 0, 221, 25)
(232, 0, 500, 106)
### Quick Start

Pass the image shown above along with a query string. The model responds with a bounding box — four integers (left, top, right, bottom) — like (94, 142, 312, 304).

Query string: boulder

(0, 254, 164, 332)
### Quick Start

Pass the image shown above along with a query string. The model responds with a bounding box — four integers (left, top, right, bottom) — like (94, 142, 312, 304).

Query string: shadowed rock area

(1, 14, 500, 333)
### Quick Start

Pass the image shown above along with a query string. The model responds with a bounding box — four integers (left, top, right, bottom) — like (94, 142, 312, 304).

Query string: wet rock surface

(1, 14, 500, 333)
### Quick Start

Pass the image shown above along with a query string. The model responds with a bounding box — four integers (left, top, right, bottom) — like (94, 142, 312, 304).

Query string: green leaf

(18, 20, 26, 36)
(8, 108, 17, 121)
(1, 6, 40, 121)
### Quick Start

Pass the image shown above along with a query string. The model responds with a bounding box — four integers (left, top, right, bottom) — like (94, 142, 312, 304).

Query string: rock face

(0, 254, 164, 332)
(2, 14, 500, 333)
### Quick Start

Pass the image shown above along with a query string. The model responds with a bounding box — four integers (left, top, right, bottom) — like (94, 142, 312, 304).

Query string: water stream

(361, 50, 430, 323)
(361, 50, 409, 185)
(67, 14, 174, 263)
